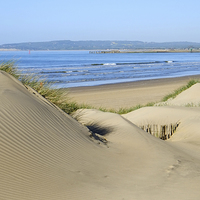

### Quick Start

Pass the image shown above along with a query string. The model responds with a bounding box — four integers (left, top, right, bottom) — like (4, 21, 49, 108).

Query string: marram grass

(162, 79, 199, 102)
(0, 61, 81, 114)
(0, 61, 19, 79)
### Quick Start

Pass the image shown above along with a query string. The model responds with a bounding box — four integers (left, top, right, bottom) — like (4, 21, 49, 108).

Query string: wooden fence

(139, 122, 180, 140)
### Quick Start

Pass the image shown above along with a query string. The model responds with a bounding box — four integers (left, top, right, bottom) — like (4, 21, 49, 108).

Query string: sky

(1, 0, 200, 45)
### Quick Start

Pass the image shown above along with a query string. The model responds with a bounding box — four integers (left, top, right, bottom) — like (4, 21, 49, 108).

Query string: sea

(1, 50, 200, 88)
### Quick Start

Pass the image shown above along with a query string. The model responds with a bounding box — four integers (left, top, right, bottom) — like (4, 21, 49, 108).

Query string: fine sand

(68, 75, 200, 109)
(1, 70, 200, 200)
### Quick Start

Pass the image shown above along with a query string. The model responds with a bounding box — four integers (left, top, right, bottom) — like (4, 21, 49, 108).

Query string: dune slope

(1, 71, 200, 200)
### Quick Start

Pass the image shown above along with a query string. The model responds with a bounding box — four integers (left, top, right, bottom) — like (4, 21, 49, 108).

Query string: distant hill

(0, 40, 200, 50)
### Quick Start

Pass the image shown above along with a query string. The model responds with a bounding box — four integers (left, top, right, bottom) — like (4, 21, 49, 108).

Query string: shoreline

(1, 49, 200, 52)
(68, 75, 200, 109)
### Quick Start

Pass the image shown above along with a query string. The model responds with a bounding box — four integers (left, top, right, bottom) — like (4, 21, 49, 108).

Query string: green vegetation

(162, 79, 199, 102)
(0, 61, 19, 79)
(112, 102, 155, 115)
(1, 40, 200, 51)
(1, 61, 199, 115)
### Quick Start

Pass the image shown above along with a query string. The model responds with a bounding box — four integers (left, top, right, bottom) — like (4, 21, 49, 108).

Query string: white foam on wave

(103, 63, 116, 66)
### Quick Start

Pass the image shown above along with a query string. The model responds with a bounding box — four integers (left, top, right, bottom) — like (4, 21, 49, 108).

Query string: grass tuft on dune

(162, 79, 199, 102)
(0, 61, 82, 114)
(0, 61, 20, 79)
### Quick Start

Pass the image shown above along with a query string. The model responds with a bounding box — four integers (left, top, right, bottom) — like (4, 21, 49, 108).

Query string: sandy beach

(1, 70, 200, 200)
(68, 75, 200, 109)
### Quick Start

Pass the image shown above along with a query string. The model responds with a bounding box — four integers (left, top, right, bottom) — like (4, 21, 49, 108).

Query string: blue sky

(1, 0, 200, 44)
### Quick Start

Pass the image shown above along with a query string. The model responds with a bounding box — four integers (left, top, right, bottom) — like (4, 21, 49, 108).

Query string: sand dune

(1, 70, 200, 199)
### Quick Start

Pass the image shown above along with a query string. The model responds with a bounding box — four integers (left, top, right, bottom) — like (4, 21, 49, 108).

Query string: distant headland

(0, 40, 200, 52)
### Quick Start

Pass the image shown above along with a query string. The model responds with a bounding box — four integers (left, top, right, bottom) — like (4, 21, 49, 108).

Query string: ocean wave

(90, 61, 175, 66)
(91, 63, 116, 66)
(104, 63, 116, 66)
(39, 70, 89, 74)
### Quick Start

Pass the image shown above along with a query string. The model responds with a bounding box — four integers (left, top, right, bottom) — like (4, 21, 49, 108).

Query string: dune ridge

(1, 70, 200, 199)
(156, 83, 200, 107)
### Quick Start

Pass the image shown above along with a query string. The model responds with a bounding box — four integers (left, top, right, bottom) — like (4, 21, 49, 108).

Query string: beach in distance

(68, 74, 200, 109)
